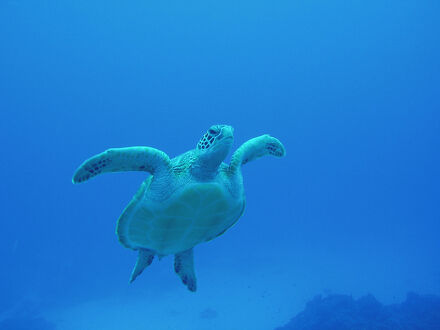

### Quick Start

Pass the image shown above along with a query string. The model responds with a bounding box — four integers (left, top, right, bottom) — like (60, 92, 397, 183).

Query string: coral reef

(276, 292, 440, 329)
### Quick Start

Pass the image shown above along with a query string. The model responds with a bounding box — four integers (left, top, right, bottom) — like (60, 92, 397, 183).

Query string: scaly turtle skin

(73, 125, 285, 292)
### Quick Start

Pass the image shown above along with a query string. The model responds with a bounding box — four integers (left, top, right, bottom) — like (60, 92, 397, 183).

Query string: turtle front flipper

(229, 134, 285, 172)
(72, 147, 171, 183)
(174, 248, 197, 292)
(129, 248, 155, 283)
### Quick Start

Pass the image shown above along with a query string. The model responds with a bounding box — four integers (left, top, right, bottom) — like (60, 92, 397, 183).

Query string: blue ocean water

(1, 0, 439, 329)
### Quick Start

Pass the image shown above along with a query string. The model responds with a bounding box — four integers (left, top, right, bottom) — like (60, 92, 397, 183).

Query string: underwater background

(1, 0, 439, 329)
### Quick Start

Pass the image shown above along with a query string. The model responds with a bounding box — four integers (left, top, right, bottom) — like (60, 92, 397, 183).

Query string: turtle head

(193, 125, 234, 176)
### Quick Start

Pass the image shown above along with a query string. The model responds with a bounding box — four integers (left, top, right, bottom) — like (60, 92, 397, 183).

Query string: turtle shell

(116, 177, 245, 255)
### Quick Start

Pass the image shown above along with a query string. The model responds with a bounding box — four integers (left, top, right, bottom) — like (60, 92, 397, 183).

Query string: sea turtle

(72, 125, 285, 292)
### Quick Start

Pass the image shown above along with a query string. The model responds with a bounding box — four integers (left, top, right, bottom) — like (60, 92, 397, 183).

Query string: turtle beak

(220, 125, 234, 141)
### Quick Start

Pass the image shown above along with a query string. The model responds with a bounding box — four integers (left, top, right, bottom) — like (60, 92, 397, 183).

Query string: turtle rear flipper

(174, 248, 197, 292)
(129, 248, 155, 283)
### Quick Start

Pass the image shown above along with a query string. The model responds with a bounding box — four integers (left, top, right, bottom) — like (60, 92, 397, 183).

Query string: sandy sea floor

(45, 264, 304, 330)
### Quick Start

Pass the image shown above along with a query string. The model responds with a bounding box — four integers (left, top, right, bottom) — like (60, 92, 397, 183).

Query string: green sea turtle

(72, 125, 285, 292)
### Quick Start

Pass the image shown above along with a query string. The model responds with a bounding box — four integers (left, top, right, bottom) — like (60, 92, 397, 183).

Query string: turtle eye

(208, 128, 219, 136)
